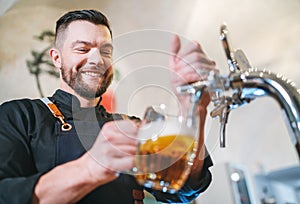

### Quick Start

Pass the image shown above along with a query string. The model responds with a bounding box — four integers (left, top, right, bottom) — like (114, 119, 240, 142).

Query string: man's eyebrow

(71, 41, 113, 49)
(101, 42, 113, 49)
(71, 40, 93, 47)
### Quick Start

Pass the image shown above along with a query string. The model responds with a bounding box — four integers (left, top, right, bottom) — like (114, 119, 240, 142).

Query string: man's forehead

(67, 21, 111, 38)
(65, 21, 112, 45)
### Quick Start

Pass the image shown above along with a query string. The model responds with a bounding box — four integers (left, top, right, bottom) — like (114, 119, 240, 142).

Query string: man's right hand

(86, 120, 139, 184)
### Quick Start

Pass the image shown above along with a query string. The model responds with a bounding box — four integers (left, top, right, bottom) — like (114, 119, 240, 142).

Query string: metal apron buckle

(40, 97, 72, 131)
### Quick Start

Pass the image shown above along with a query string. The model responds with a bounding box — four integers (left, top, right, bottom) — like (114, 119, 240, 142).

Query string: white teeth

(83, 72, 102, 77)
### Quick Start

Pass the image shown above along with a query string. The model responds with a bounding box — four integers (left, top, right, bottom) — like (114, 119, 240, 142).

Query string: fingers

(170, 34, 181, 58)
(176, 41, 216, 70)
(175, 53, 216, 72)
(101, 120, 139, 157)
(169, 35, 218, 87)
(89, 120, 139, 173)
(176, 40, 203, 61)
(102, 120, 139, 144)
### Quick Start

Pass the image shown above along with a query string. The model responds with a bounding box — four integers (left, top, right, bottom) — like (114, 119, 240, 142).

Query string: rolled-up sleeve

(0, 174, 42, 203)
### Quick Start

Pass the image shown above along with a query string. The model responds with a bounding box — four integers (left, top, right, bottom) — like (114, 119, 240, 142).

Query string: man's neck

(76, 95, 100, 108)
(60, 84, 100, 108)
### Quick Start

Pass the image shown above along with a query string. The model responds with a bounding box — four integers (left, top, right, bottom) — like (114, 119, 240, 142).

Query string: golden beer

(135, 134, 196, 193)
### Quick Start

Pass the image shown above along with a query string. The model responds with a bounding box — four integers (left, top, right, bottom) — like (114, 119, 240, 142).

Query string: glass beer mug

(134, 103, 200, 193)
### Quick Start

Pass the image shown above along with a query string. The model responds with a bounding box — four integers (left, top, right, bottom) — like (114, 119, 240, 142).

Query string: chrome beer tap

(209, 24, 254, 148)
(177, 24, 300, 159)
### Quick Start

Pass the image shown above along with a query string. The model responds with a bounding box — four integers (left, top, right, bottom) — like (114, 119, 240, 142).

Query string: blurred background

(1, 0, 300, 203)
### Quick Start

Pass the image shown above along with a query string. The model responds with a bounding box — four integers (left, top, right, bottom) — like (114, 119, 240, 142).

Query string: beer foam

(137, 118, 196, 142)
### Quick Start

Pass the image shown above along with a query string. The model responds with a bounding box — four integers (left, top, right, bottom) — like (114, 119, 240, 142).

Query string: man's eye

(76, 48, 89, 52)
(101, 50, 112, 57)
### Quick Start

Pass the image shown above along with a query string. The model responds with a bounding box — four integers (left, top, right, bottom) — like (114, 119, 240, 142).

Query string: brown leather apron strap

(132, 189, 145, 204)
(121, 114, 145, 203)
(40, 97, 72, 131)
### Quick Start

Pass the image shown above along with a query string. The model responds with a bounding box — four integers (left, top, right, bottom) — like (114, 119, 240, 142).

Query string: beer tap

(177, 24, 300, 159)
(209, 24, 254, 147)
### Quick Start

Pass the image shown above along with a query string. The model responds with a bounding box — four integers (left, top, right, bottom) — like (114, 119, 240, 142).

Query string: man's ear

(49, 48, 62, 69)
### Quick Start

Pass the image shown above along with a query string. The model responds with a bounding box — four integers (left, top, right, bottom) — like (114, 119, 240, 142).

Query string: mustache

(80, 65, 109, 75)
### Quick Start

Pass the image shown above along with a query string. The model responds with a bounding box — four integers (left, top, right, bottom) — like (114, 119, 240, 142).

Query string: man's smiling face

(59, 20, 113, 99)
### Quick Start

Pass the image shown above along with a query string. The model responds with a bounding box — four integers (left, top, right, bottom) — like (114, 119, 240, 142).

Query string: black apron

(48, 107, 144, 204)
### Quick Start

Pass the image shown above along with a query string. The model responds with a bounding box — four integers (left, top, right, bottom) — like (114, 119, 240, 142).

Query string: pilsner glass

(134, 105, 200, 194)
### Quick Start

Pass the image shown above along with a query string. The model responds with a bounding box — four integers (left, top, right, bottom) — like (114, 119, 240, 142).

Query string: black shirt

(0, 89, 213, 203)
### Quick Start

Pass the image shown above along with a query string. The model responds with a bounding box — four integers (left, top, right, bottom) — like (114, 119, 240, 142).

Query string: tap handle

(234, 49, 251, 70)
(220, 24, 252, 73)
(220, 24, 237, 72)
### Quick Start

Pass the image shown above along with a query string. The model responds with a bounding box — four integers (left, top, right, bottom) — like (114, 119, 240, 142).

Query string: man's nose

(88, 48, 104, 66)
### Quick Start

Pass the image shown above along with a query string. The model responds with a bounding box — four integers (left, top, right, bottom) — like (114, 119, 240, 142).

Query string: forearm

(32, 153, 115, 204)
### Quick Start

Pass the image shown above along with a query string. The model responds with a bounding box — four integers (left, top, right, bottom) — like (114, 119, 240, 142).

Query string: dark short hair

(55, 9, 112, 47)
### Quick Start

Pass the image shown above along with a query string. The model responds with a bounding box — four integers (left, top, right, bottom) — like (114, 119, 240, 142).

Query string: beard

(61, 66, 113, 99)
